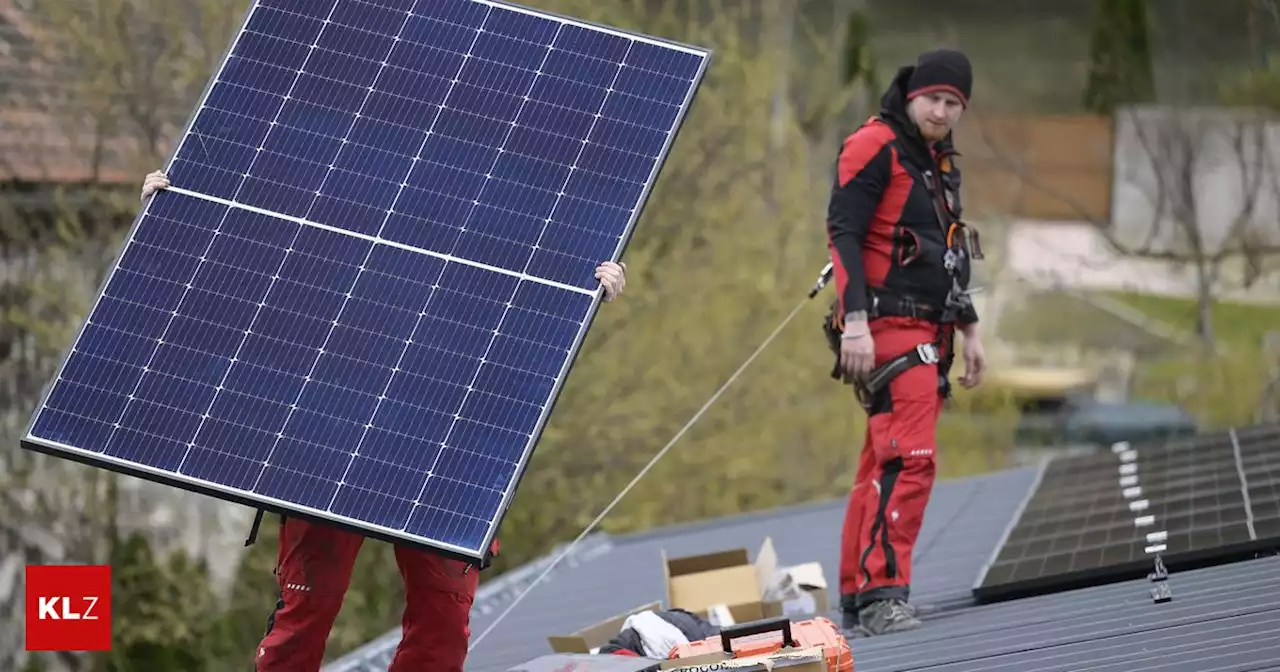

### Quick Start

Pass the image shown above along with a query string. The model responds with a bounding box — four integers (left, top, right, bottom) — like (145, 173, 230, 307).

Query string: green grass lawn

(1106, 291, 1280, 427)
(1107, 292, 1280, 348)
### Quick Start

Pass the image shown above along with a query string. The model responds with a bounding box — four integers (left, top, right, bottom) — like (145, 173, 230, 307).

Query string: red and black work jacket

(825, 67, 980, 328)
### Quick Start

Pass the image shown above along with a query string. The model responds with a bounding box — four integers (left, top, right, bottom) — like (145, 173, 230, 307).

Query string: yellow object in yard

(983, 367, 1098, 396)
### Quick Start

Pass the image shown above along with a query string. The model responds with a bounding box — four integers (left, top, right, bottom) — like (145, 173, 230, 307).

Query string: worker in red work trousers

(821, 49, 987, 637)
(139, 171, 630, 671)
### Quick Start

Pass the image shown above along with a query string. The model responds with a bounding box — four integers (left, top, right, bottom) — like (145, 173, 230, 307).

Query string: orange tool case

(667, 616, 853, 672)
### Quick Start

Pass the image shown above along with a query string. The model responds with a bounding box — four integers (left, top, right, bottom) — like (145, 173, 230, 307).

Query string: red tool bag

(667, 616, 853, 672)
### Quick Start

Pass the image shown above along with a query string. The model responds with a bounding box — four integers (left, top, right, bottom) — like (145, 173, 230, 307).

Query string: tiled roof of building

(0, 0, 142, 185)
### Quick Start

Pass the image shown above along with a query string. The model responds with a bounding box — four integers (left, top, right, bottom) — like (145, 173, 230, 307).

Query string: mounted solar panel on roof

(20, 0, 711, 565)
(973, 424, 1280, 602)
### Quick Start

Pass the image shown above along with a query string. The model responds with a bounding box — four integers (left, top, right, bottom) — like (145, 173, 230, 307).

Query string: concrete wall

(1110, 105, 1280, 255)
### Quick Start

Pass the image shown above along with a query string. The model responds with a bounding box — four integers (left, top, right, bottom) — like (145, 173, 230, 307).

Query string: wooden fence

(952, 114, 1114, 222)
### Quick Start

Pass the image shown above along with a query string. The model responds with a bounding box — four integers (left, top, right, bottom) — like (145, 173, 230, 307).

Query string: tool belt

(821, 290, 947, 368)
(822, 291, 957, 406)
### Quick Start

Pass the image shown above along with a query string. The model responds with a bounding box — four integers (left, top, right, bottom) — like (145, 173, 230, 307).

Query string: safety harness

(823, 119, 983, 408)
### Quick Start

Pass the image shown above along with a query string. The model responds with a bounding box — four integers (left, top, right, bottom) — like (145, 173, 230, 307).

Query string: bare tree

(1112, 105, 1280, 346)
(978, 102, 1280, 351)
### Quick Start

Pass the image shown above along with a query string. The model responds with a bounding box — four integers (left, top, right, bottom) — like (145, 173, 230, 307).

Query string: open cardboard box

(547, 601, 665, 654)
(661, 538, 830, 625)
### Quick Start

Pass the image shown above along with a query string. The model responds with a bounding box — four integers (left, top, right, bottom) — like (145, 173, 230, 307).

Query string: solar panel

(19, 0, 710, 565)
(1237, 426, 1280, 541)
(973, 425, 1280, 602)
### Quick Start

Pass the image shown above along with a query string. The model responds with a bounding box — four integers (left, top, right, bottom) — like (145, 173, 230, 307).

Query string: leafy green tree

(0, 187, 134, 672)
(1082, 0, 1156, 113)
(101, 533, 218, 672)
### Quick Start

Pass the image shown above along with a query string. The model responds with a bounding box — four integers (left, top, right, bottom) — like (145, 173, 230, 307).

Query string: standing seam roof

(323, 460, 1280, 672)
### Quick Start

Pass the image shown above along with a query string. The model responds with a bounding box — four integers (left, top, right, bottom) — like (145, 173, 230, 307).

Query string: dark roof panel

(323, 467, 1040, 672)
(853, 553, 1280, 672)
(323, 458, 1280, 672)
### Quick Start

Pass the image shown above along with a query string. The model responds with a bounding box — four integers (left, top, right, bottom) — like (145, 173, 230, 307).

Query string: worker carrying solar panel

(819, 49, 988, 637)
(137, 172, 631, 672)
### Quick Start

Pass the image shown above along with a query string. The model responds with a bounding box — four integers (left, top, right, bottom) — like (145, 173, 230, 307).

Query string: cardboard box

(547, 601, 664, 654)
(765, 561, 831, 618)
(662, 539, 779, 623)
(661, 538, 831, 624)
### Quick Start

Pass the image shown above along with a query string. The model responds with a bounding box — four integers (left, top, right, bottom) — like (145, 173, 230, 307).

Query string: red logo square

(25, 565, 112, 652)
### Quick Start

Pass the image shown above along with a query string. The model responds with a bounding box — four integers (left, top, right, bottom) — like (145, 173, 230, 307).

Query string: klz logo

(38, 596, 101, 620)
(26, 565, 112, 651)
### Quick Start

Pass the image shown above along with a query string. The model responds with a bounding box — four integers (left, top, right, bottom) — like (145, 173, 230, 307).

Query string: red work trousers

(838, 317, 949, 608)
(255, 517, 480, 672)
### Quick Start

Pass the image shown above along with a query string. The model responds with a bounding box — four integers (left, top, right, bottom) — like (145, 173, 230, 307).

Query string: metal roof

(322, 461, 1280, 672)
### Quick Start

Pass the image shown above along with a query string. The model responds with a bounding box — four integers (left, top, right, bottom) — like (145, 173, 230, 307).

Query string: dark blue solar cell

(481, 179, 558, 220)
(448, 81, 525, 122)
(487, 7, 559, 44)
(306, 48, 383, 89)
(513, 280, 592, 332)
(319, 21, 397, 62)
(459, 57, 539, 98)
(543, 49, 619, 88)
(471, 27, 550, 69)
(424, 0, 491, 29)
(360, 0, 416, 13)
(603, 91, 681, 131)
(537, 220, 620, 266)
(551, 195, 632, 238)
(402, 14, 479, 55)
(263, 124, 342, 166)
(382, 208, 463, 253)
(190, 106, 270, 153)
(387, 40, 466, 80)
(626, 39, 706, 80)
(590, 117, 670, 157)
(433, 107, 511, 147)
(557, 23, 630, 61)
(491, 151, 570, 193)
(451, 231, 534, 272)
(316, 170, 400, 216)
(239, 11, 320, 64)
(407, 158, 487, 201)
(519, 99, 595, 139)
(468, 203, 543, 245)
(259, 0, 336, 20)
(507, 126, 581, 164)
(293, 72, 367, 114)
(345, 117, 427, 160)
(526, 247, 596, 288)
(530, 75, 608, 114)
(331, 0, 406, 35)
(405, 489, 494, 548)
(220, 56, 298, 102)
(578, 142, 659, 183)
(25, 0, 708, 559)
(565, 169, 645, 208)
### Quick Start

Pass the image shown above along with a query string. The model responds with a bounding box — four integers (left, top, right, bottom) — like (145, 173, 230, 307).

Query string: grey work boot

(857, 598, 922, 636)
(839, 593, 861, 632)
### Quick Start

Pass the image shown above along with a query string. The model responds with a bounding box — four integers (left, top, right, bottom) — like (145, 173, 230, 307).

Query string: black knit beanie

(906, 49, 973, 107)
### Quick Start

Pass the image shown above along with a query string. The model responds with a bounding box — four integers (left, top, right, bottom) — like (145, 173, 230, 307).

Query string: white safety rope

(467, 294, 814, 652)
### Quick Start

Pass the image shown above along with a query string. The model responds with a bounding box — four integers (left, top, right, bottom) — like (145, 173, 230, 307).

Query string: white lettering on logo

(36, 596, 99, 620)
